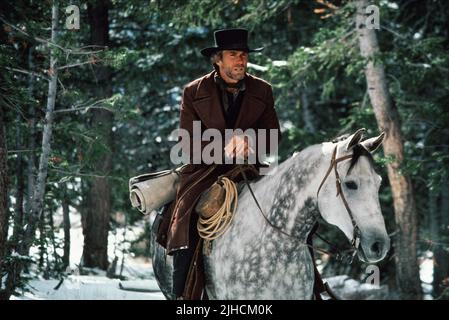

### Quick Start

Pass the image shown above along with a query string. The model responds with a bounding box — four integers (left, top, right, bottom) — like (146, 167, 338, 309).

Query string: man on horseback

(160, 28, 281, 299)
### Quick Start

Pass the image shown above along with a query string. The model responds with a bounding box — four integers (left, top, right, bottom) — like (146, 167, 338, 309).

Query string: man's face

(217, 50, 249, 83)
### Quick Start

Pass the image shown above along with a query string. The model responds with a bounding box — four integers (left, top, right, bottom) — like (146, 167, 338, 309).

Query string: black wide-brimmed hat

(200, 28, 264, 57)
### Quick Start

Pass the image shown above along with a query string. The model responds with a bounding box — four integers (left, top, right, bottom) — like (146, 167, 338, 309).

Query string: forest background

(0, 0, 448, 300)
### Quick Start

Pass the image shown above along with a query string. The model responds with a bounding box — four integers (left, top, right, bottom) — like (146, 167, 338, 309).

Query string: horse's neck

(250, 144, 327, 241)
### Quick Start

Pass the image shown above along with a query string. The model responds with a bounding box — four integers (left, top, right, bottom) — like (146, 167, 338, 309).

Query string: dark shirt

(214, 72, 246, 129)
(224, 90, 244, 128)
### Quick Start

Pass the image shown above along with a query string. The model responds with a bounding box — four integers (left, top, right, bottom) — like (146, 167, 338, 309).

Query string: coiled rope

(197, 176, 238, 255)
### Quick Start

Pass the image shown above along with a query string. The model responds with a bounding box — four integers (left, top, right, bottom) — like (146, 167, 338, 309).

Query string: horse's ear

(361, 132, 385, 153)
(346, 128, 366, 151)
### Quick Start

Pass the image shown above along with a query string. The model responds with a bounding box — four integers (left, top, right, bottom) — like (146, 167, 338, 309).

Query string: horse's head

(317, 128, 390, 263)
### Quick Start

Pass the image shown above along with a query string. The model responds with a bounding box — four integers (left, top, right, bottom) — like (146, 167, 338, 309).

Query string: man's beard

(224, 65, 246, 81)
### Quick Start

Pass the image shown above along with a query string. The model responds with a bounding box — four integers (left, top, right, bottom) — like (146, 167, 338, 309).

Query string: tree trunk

(12, 131, 25, 248)
(22, 0, 59, 256)
(38, 209, 46, 276)
(433, 173, 449, 298)
(428, 188, 438, 244)
(1, 1, 59, 300)
(0, 104, 9, 282)
(62, 187, 71, 270)
(25, 45, 36, 219)
(81, 0, 113, 270)
(300, 90, 316, 133)
(47, 205, 59, 274)
(9, 44, 33, 274)
(12, 47, 29, 246)
(355, 0, 422, 299)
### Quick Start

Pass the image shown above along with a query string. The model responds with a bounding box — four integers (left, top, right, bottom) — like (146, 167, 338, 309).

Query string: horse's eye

(345, 181, 358, 190)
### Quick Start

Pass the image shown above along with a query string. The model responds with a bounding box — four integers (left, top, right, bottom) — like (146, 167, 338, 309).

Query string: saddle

(195, 164, 259, 218)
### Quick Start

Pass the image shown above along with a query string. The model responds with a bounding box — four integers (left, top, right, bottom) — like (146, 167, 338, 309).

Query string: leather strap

(317, 145, 360, 257)
(308, 222, 340, 300)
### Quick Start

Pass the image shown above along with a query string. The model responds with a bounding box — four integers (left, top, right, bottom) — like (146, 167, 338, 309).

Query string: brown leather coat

(166, 70, 281, 254)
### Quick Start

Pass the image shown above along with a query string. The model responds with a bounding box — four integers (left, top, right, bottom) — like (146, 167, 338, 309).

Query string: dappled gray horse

(151, 129, 390, 300)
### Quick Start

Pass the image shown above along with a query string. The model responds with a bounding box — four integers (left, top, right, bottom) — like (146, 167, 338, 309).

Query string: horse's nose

(370, 241, 382, 257)
(360, 234, 390, 263)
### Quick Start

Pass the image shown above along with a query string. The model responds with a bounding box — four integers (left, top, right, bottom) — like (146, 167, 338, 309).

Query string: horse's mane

(347, 144, 375, 174)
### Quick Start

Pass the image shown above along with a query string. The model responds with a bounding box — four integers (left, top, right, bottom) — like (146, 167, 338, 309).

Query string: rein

(240, 144, 360, 262)
(239, 168, 334, 257)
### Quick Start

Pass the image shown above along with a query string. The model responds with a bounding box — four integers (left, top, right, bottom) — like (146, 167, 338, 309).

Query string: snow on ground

(324, 275, 389, 300)
(11, 276, 164, 300)
(13, 208, 166, 300)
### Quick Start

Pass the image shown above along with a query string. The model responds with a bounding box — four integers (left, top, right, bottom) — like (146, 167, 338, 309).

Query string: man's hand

(224, 135, 255, 160)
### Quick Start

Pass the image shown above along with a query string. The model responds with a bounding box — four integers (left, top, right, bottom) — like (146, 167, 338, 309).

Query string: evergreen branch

(418, 238, 449, 248)
(3, 67, 49, 81)
(380, 26, 407, 39)
(54, 98, 115, 114)
(0, 16, 107, 55)
(54, 105, 115, 114)
(49, 168, 125, 182)
(57, 78, 66, 93)
(57, 58, 99, 70)
(7, 149, 39, 154)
